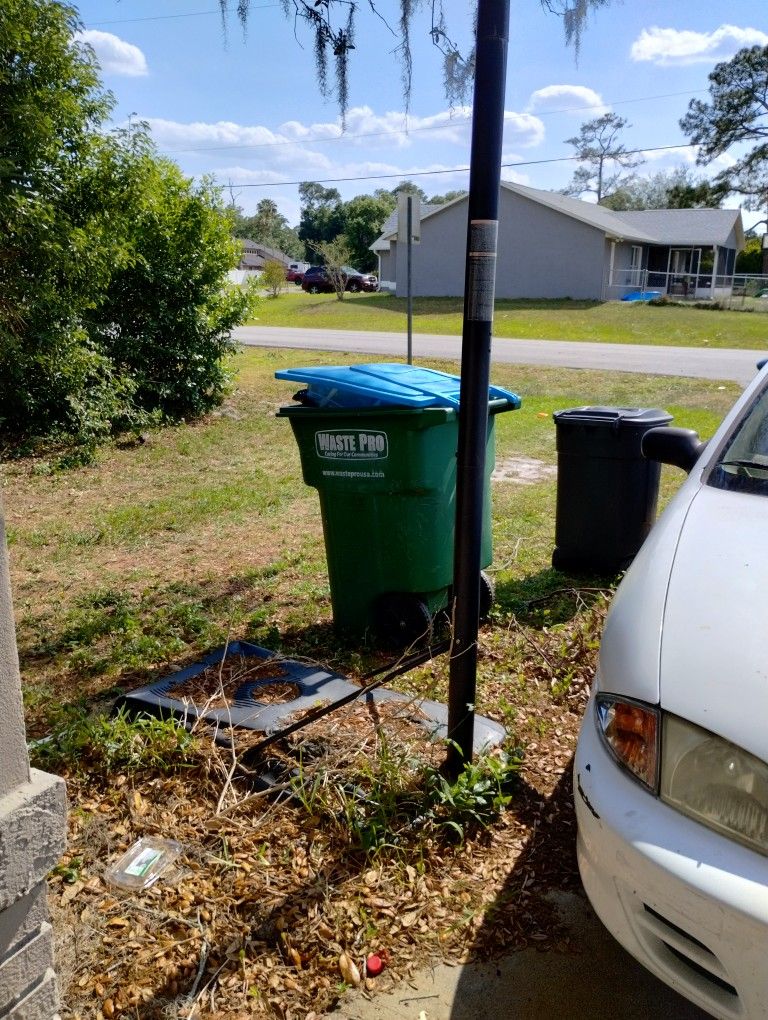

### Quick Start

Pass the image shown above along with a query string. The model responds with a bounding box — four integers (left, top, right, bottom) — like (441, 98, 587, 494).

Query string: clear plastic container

(104, 837, 182, 891)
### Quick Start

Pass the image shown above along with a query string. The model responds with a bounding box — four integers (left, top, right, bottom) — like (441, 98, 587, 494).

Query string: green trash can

(276, 364, 520, 643)
(552, 406, 672, 574)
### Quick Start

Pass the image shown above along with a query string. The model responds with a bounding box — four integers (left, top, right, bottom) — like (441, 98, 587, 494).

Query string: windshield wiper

(719, 458, 768, 476)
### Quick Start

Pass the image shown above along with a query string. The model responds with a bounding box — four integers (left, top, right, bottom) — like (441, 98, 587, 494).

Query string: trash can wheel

(372, 592, 432, 647)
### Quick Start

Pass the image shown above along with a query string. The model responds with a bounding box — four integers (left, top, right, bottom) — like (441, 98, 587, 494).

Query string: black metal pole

(446, 0, 511, 779)
(407, 195, 413, 365)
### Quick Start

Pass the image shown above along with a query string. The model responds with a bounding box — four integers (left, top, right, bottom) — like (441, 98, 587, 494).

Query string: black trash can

(552, 406, 672, 574)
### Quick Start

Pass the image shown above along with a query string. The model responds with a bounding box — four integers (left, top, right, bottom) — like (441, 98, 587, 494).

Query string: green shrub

(0, 1, 254, 460)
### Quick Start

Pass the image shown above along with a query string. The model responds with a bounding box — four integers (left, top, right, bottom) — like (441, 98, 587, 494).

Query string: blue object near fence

(621, 291, 662, 302)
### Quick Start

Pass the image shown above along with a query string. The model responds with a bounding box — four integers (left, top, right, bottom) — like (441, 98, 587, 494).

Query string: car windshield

(708, 380, 768, 495)
(341, 266, 359, 275)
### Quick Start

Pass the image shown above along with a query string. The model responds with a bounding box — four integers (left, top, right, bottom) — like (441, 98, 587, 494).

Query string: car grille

(637, 903, 742, 1016)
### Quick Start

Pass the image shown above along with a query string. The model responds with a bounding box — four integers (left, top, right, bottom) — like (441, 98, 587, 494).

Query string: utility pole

(446, 0, 511, 779)
(407, 195, 413, 365)
(398, 192, 419, 364)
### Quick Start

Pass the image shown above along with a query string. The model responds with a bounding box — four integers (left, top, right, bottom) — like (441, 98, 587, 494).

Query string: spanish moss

(220, 0, 614, 117)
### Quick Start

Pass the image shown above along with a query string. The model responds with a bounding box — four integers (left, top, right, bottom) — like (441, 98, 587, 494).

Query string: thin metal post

(446, 0, 511, 779)
(407, 195, 413, 365)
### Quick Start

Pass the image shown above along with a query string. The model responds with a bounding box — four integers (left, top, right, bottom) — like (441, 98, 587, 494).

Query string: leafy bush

(260, 259, 287, 297)
(0, 1, 253, 460)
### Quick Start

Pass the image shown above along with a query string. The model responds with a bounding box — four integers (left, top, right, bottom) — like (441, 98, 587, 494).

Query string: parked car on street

(574, 361, 768, 1019)
(301, 265, 378, 294)
(285, 265, 304, 285)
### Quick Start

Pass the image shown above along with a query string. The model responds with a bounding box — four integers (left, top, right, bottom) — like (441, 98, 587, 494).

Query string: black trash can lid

(552, 406, 672, 428)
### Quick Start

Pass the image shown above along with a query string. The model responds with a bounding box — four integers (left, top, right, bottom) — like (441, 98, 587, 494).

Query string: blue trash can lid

(275, 363, 521, 410)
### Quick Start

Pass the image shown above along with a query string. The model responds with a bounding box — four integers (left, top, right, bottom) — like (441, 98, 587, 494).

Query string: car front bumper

(575, 693, 768, 1020)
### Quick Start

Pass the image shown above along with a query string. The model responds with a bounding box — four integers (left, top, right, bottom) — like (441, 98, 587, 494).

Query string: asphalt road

(234, 325, 766, 386)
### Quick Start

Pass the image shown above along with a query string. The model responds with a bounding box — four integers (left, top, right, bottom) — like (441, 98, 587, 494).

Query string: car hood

(658, 484, 768, 761)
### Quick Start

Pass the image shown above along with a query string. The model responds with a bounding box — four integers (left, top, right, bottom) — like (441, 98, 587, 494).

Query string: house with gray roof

(236, 238, 292, 272)
(372, 182, 745, 301)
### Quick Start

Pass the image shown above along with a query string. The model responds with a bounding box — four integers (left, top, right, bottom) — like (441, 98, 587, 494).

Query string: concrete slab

(334, 892, 710, 1020)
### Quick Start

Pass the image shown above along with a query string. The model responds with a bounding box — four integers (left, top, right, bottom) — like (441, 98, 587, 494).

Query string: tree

(563, 113, 643, 203)
(736, 234, 763, 274)
(391, 180, 430, 203)
(231, 198, 302, 257)
(260, 258, 287, 297)
(341, 193, 394, 271)
(430, 189, 469, 205)
(88, 134, 251, 423)
(311, 236, 354, 300)
(0, 0, 251, 460)
(0, 0, 128, 456)
(680, 45, 768, 224)
(298, 181, 345, 258)
(601, 168, 723, 211)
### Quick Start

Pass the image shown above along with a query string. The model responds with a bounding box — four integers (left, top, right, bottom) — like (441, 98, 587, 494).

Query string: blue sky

(73, 1, 767, 227)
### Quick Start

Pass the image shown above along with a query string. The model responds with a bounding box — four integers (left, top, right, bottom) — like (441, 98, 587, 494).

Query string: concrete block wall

(0, 498, 67, 1020)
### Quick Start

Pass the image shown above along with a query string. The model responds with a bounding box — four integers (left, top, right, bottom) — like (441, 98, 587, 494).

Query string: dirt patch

(492, 457, 558, 485)
(167, 655, 294, 710)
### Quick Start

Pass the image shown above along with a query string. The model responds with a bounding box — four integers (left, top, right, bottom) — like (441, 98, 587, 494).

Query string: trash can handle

(489, 396, 521, 415)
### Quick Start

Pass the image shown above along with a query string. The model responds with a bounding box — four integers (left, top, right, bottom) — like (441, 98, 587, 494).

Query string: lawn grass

(4, 348, 742, 1018)
(5, 347, 738, 727)
(251, 290, 768, 349)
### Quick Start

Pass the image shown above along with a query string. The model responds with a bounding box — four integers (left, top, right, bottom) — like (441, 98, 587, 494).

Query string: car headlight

(595, 695, 659, 791)
(661, 714, 768, 857)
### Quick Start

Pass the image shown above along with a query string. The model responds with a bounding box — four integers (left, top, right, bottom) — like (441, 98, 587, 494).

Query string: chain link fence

(607, 270, 768, 312)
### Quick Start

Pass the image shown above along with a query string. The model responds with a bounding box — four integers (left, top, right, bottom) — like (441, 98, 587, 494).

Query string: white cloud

(278, 105, 543, 150)
(146, 118, 334, 173)
(76, 30, 148, 77)
(210, 159, 473, 206)
(276, 106, 472, 151)
(527, 85, 609, 117)
(639, 146, 734, 173)
(148, 106, 543, 190)
(630, 24, 768, 66)
(503, 112, 545, 148)
(149, 107, 540, 219)
(640, 145, 699, 164)
(500, 169, 531, 186)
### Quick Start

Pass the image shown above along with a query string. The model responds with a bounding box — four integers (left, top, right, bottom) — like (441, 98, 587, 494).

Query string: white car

(574, 364, 768, 1020)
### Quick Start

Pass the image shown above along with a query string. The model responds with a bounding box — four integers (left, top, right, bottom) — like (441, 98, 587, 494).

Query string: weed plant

(290, 736, 523, 857)
(30, 706, 199, 779)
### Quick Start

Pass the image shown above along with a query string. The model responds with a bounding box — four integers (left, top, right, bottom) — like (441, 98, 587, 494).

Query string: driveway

(234, 325, 765, 386)
(334, 892, 709, 1019)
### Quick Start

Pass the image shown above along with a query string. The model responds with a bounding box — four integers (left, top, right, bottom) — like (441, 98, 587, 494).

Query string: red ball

(366, 954, 384, 976)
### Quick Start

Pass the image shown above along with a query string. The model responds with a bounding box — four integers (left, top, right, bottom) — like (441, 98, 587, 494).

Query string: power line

(220, 142, 698, 188)
(87, 3, 279, 27)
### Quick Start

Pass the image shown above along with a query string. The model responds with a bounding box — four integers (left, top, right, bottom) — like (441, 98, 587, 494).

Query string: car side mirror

(642, 426, 707, 473)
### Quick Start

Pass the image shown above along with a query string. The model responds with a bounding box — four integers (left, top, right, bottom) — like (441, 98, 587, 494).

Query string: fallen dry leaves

(48, 600, 604, 1020)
